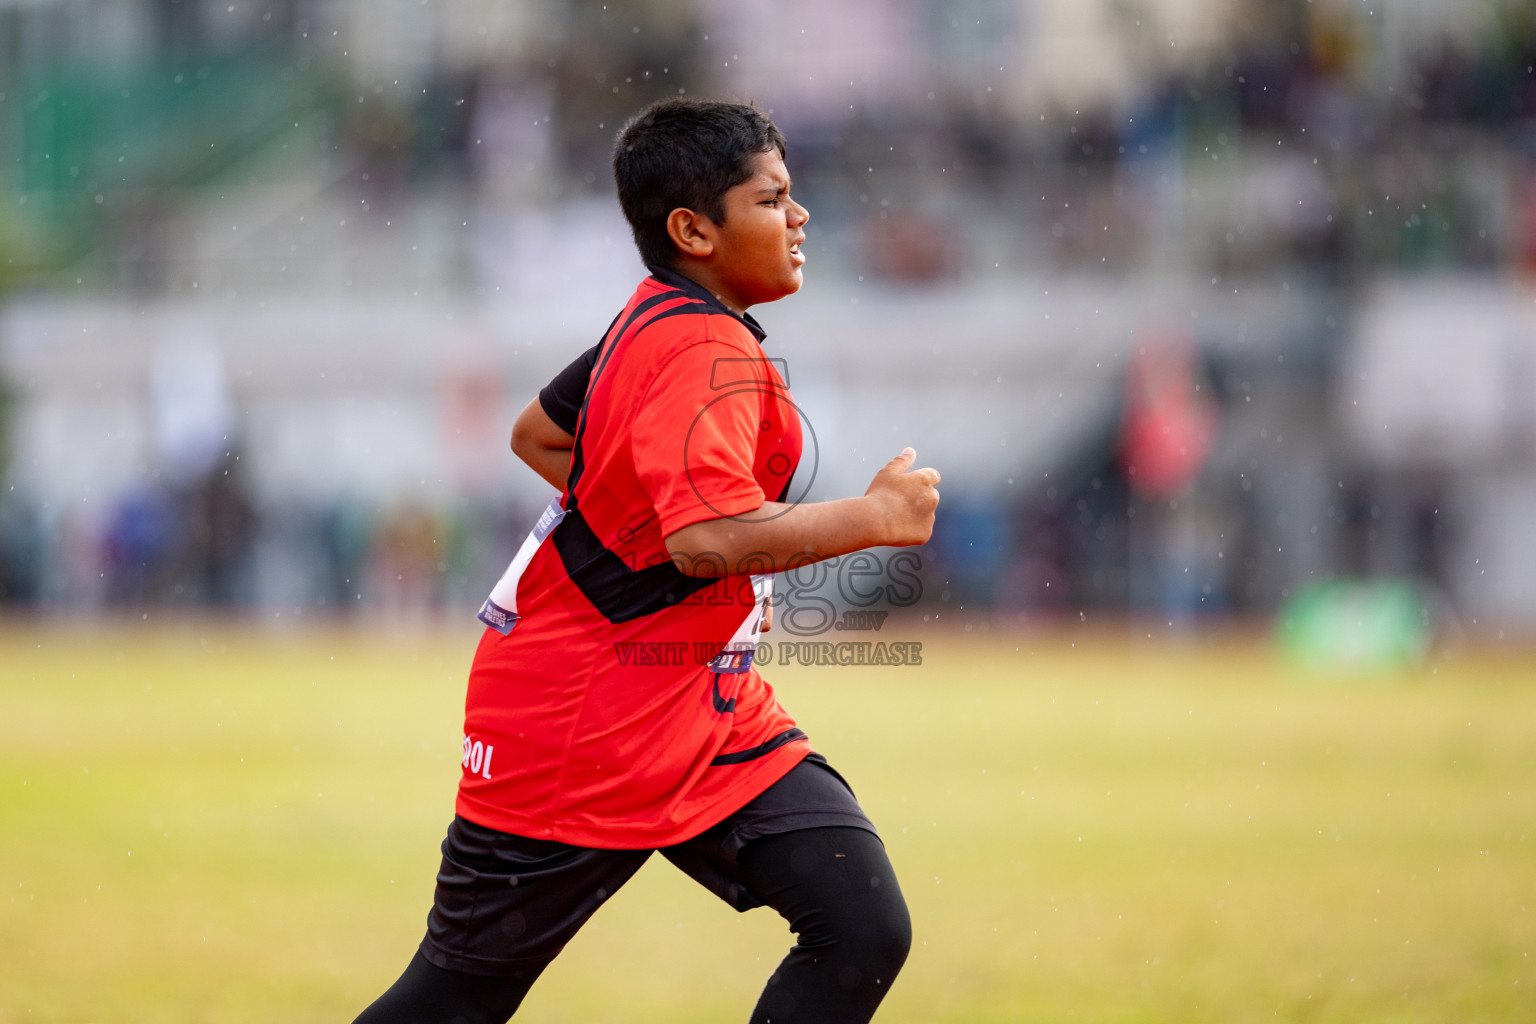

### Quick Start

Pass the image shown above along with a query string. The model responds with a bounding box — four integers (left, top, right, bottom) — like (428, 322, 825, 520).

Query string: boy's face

(702, 149, 809, 311)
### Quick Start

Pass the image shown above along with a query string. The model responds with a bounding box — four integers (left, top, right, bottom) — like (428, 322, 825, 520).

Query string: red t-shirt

(456, 267, 810, 848)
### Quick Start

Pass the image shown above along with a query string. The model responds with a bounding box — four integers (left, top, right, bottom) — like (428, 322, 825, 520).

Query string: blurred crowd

(2, 0, 1533, 629)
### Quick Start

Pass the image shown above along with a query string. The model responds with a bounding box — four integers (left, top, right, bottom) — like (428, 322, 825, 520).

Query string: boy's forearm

(667, 448, 939, 577)
(665, 496, 888, 577)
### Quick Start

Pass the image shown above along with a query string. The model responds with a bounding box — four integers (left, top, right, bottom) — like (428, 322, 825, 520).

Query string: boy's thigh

(419, 815, 651, 977)
(661, 754, 880, 912)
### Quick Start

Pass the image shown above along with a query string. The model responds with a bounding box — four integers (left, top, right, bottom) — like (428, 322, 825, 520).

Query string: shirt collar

(646, 264, 768, 343)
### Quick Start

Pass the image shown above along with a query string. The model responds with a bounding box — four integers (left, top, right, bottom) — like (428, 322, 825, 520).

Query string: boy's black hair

(613, 98, 786, 268)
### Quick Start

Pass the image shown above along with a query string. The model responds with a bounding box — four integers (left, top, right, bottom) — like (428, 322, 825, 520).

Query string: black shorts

(418, 753, 878, 977)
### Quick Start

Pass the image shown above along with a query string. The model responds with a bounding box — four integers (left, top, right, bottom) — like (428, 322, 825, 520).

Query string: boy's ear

(666, 208, 715, 259)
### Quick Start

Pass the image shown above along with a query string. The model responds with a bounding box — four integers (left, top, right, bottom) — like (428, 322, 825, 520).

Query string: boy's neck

(648, 263, 767, 343)
(661, 258, 748, 316)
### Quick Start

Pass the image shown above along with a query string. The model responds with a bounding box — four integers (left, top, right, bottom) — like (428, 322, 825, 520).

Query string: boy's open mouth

(790, 240, 805, 265)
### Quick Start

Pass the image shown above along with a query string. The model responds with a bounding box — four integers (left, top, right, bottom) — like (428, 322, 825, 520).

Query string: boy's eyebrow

(754, 178, 792, 195)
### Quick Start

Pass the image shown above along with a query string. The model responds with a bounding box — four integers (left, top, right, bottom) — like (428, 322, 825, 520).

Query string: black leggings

(353, 826, 911, 1024)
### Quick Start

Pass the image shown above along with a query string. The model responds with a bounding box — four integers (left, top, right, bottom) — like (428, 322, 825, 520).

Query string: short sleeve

(538, 344, 600, 436)
(632, 341, 767, 538)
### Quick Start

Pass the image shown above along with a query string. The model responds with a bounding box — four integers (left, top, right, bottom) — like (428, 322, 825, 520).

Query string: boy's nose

(789, 198, 810, 227)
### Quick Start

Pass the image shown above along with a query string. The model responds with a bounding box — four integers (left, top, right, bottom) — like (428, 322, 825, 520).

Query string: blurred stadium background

(3, 0, 1536, 640)
(2, 1, 1535, 1021)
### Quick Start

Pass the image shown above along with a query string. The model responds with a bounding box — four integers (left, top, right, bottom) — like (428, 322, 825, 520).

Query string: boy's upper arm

(513, 396, 575, 450)
(632, 340, 766, 539)
(539, 344, 600, 436)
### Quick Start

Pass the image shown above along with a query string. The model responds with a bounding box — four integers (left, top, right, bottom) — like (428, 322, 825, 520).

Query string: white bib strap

(477, 497, 567, 635)
(706, 573, 771, 673)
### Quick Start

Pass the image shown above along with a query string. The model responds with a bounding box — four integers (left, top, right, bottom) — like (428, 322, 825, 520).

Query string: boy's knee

(851, 846, 911, 969)
(811, 885, 911, 976)
(817, 900, 909, 1004)
(862, 893, 912, 977)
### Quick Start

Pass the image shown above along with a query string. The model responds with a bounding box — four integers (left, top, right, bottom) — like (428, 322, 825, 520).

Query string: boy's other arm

(511, 398, 575, 492)
(665, 448, 940, 577)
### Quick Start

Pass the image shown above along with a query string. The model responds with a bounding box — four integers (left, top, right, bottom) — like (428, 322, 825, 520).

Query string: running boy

(354, 98, 940, 1024)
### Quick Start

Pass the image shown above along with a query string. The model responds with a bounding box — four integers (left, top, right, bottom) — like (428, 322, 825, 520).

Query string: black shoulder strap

(554, 291, 723, 623)
(565, 291, 703, 503)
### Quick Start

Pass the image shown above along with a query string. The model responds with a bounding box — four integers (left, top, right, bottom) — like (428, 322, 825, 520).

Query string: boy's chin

(746, 271, 803, 307)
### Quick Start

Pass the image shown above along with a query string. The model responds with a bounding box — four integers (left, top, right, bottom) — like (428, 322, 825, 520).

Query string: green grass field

(2, 619, 1533, 1023)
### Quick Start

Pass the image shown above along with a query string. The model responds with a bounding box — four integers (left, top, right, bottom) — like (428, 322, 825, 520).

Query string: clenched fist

(864, 447, 941, 547)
